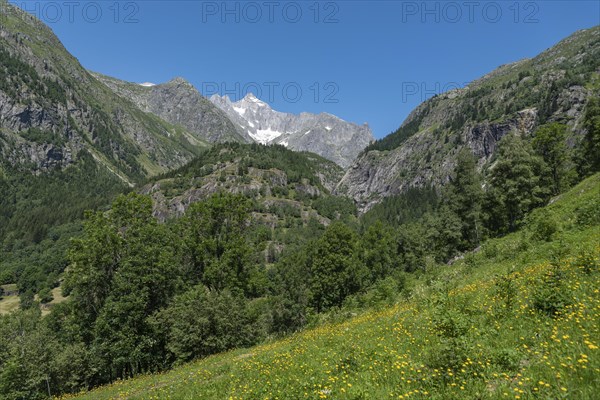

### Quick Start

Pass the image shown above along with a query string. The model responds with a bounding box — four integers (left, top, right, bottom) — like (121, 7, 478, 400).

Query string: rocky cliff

(138, 143, 347, 227)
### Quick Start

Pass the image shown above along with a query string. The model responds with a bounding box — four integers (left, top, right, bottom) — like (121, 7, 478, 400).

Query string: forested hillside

(70, 175, 599, 400)
(0, 140, 356, 316)
(19, 173, 600, 400)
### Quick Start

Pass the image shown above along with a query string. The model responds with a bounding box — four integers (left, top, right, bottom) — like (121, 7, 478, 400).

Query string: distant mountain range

(210, 93, 374, 168)
(91, 72, 375, 169)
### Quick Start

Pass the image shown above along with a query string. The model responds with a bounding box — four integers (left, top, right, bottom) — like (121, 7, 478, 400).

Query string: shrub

(575, 198, 600, 227)
(532, 250, 571, 317)
(494, 270, 518, 314)
(152, 286, 262, 364)
(528, 209, 560, 242)
(425, 338, 468, 370)
(38, 287, 54, 304)
(571, 248, 599, 275)
(359, 276, 400, 308)
(463, 252, 480, 271)
(492, 348, 521, 371)
(482, 241, 499, 259)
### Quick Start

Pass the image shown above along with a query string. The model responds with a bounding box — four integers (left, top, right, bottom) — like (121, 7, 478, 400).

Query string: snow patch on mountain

(233, 106, 246, 116)
(245, 93, 266, 106)
(250, 127, 284, 144)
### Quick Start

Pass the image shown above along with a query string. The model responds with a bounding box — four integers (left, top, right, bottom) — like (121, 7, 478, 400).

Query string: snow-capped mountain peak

(240, 92, 267, 107)
(209, 94, 374, 167)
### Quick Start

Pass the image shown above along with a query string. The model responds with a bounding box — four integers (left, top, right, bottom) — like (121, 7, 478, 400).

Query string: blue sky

(11, 1, 600, 138)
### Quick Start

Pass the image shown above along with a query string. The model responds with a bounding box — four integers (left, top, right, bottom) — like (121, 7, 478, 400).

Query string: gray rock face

(92, 74, 248, 144)
(0, 132, 79, 172)
(210, 93, 374, 168)
(336, 110, 540, 213)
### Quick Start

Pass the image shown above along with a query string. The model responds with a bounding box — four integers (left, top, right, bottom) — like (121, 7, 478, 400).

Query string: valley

(0, 1, 598, 399)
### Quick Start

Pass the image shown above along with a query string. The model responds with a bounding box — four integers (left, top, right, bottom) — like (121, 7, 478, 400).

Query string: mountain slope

(337, 26, 600, 212)
(0, 3, 210, 180)
(92, 73, 249, 144)
(0, 142, 355, 314)
(211, 93, 374, 168)
(70, 173, 600, 400)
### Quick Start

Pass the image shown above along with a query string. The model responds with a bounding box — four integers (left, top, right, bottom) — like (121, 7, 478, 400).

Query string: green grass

(0, 284, 19, 314)
(0, 283, 17, 293)
(0, 285, 68, 316)
(62, 175, 600, 400)
(0, 295, 19, 315)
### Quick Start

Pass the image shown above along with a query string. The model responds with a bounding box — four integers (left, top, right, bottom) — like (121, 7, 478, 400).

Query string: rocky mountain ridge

(92, 73, 249, 144)
(210, 93, 374, 168)
(2, 0, 598, 222)
(138, 143, 351, 238)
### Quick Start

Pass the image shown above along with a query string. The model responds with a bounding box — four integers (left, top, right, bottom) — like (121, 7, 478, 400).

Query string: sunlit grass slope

(65, 175, 599, 400)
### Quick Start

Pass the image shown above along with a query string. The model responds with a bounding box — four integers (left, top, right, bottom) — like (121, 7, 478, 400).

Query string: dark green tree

(484, 134, 550, 234)
(309, 222, 365, 312)
(178, 192, 254, 293)
(63, 210, 122, 343)
(65, 193, 180, 378)
(532, 122, 570, 194)
(359, 221, 398, 283)
(38, 287, 53, 304)
(19, 289, 35, 311)
(576, 97, 600, 177)
(426, 206, 463, 262)
(269, 248, 312, 333)
(0, 309, 57, 399)
(445, 149, 484, 251)
(396, 222, 429, 272)
(151, 286, 261, 364)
